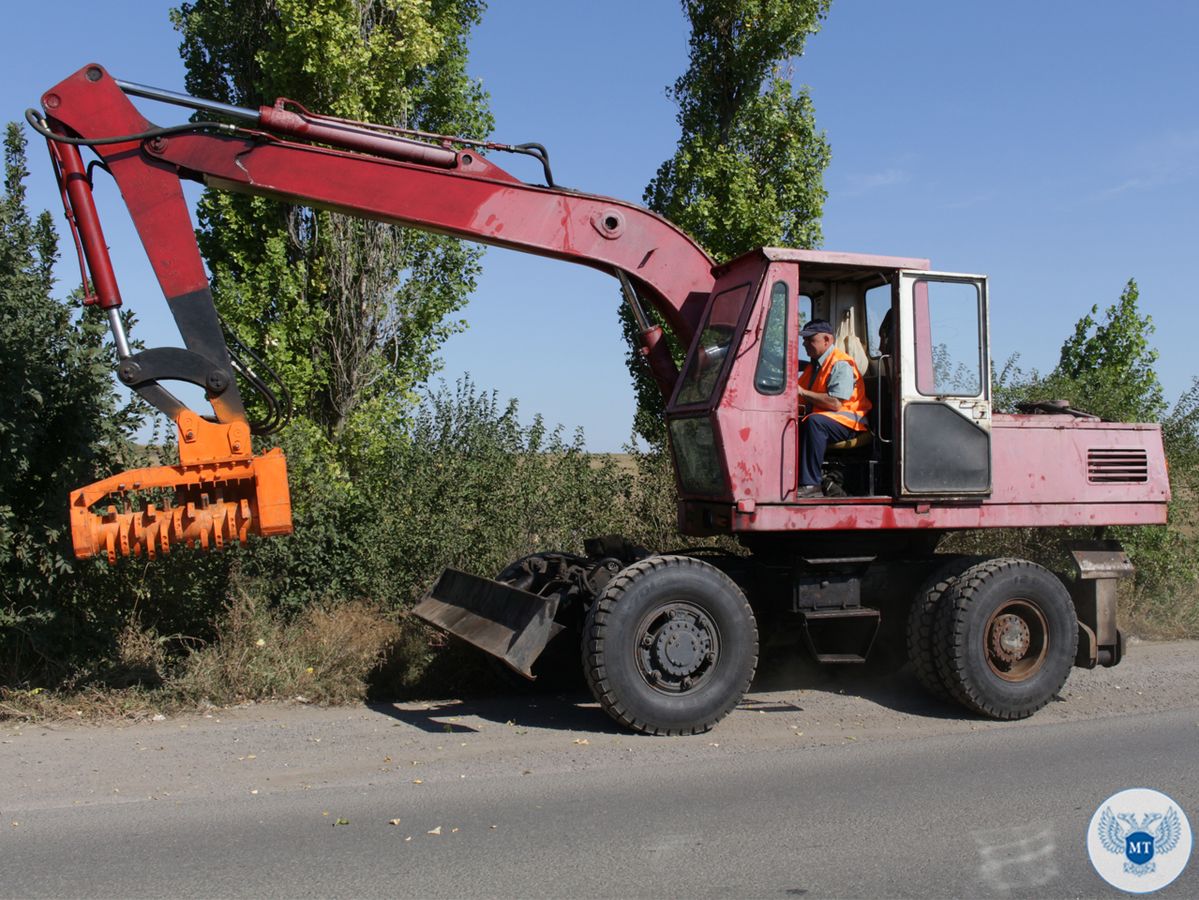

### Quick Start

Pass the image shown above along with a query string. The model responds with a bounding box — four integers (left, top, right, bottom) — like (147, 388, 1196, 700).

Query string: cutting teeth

(70, 414, 292, 563)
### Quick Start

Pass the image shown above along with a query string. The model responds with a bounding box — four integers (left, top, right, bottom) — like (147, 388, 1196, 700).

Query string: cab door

(896, 271, 992, 496)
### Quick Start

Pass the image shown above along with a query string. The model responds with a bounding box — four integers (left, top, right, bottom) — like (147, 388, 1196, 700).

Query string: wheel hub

(984, 599, 1049, 682)
(637, 603, 718, 693)
(654, 620, 708, 676)
(989, 613, 1031, 663)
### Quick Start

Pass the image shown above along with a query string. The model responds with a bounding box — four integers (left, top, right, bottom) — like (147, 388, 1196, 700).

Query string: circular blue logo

(1088, 788, 1192, 893)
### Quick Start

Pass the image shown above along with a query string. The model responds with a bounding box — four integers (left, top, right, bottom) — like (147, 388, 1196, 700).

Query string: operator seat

(829, 311, 872, 451)
(824, 310, 877, 492)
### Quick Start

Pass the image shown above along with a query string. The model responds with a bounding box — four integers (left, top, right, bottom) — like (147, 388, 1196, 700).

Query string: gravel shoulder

(2, 638, 1195, 815)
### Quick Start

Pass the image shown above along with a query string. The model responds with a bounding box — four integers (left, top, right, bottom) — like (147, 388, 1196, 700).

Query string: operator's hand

(797, 385, 845, 411)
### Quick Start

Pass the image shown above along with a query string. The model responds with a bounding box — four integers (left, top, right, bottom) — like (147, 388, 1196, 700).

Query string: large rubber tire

(933, 558, 1078, 720)
(582, 555, 758, 736)
(906, 556, 984, 702)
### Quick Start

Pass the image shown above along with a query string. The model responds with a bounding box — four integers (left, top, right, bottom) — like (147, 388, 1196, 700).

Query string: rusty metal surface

(1065, 540, 1135, 580)
(413, 570, 560, 679)
(1065, 540, 1130, 669)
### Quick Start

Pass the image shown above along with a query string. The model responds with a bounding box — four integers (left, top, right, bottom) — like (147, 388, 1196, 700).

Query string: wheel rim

(984, 599, 1049, 682)
(635, 601, 720, 694)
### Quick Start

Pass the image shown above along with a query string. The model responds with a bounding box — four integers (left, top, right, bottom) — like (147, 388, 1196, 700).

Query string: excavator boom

(35, 63, 717, 563)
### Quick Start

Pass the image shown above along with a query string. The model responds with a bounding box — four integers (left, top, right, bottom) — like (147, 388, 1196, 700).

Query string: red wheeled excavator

(32, 64, 1170, 735)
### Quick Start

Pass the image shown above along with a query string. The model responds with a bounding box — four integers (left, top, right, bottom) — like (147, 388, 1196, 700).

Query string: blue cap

(799, 319, 834, 337)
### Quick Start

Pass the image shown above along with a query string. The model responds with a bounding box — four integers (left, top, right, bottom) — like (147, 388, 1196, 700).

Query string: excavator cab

(667, 249, 992, 535)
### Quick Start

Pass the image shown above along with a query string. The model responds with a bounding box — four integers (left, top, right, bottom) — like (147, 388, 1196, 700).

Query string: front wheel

(582, 555, 758, 736)
(934, 558, 1078, 720)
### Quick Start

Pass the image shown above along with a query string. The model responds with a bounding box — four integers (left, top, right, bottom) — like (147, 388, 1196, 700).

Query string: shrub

(0, 123, 149, 685)
(168, 587, 401, 706)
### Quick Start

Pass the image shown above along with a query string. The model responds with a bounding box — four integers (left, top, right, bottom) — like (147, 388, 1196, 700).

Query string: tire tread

(934, 557, 1078, 720)
(582, 555, 758, 736)
(906, 556, 984, 702)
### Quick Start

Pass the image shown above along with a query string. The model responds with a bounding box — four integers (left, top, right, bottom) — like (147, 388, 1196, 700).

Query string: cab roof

(715, 247, 932, 280)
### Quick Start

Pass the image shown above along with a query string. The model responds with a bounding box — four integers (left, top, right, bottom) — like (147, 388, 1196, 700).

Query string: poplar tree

(171, 0, 493, 437)
(626, 0, 832, 443)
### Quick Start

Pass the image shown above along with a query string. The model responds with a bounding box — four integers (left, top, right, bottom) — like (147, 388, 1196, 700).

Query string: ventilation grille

(1088, 448, 1148, 484)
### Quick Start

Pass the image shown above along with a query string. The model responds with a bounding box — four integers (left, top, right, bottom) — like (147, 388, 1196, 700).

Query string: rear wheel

(934, 558, 1077, 719)
(583, 555, 758, 735)
(906, 556, 983, 702)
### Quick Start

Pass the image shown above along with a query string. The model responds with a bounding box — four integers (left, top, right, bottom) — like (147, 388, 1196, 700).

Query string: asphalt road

(2, 640, 1197, 899)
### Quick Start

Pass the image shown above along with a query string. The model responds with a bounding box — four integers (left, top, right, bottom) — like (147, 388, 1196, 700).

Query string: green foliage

(0, 123, 158, 681)
(625, 0, 832, 445)
(233, 378, 633, 613)
(1052, 279, 1166, 422)
(993, 278, 1165, 425)
(171, 0, 493, 435)
(646, 0, 832, 259)
(1120, 377, 1199, 633)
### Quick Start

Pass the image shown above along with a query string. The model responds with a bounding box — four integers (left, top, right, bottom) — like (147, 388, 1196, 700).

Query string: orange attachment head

(69, 413, 293, 563)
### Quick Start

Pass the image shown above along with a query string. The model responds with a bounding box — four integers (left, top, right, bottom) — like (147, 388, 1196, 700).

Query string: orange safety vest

(800, 346, 872, 432)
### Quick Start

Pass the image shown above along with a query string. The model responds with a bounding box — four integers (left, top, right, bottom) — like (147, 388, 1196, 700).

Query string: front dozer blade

(413, 569, 561, 679)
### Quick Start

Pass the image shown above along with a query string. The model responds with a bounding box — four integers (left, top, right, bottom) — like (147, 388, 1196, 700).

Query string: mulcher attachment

(70, 410, 292, 563)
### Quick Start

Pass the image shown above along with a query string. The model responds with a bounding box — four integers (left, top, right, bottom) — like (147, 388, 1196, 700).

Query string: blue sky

(5, 2, 1196, 450)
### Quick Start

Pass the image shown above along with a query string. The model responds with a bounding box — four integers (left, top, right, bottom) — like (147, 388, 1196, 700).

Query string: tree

(646, 0, 832, 258)
(1051, 278, 1166, 422)
(625, 0, 832, 443)
(0, 123, 143, 676)
(171, 0, 493, 437)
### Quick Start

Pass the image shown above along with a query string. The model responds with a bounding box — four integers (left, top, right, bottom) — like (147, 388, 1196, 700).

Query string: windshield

(675, 284, 750, 406)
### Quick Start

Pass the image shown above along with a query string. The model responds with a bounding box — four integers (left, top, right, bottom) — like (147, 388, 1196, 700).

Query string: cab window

(914, 279, 983, 396)
(675, 284, 750, 406)
(754, 281, 789, 395)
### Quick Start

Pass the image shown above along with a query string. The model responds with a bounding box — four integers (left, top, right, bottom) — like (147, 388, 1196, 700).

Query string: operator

(796, 319, 872, 498)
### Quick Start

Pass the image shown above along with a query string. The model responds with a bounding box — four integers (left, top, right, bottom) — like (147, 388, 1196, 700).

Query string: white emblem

(1088, 788, 1192, 893)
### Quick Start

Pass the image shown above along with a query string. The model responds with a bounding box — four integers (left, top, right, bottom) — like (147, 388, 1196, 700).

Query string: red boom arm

(42, 65, 715, 350)
(38, 64, 718, 562)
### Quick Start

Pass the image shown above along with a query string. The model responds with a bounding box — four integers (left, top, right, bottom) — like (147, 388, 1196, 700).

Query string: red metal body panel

(668, 249, 1169, 537)
(988, 415, 1168, 507)
(43, 68, 210, 302)
(712, 259, 798, 506)
(719, 246, 932, 273)
(681, 416, 1169, 534)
